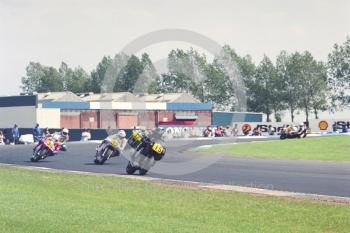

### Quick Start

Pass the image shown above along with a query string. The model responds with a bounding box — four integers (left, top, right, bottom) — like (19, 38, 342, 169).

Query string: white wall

(36, 108, 61, 128)
(0, 106, 37, 128)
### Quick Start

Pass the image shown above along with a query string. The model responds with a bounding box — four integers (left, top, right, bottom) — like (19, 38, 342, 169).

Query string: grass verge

(0, 166, 350, 233)
(195, 136, 350, 162)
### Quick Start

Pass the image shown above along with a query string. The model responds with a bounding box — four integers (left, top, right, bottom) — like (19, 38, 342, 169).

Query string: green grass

(0, 167, 349, 233)
(195, 136, 350, 162)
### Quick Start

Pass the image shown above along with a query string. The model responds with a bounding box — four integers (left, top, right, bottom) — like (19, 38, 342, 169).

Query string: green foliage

(247, 55, 277, 121)
(21, 62, 64, 93)
(90, 56, 113, 93)
(328, 36, 350, 108)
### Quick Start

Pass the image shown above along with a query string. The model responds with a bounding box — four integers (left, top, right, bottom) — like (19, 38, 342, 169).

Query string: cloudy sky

(0, 0, 349, 95)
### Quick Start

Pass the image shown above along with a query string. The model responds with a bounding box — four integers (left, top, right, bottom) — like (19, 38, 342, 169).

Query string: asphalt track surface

(0, 137, 350, 198)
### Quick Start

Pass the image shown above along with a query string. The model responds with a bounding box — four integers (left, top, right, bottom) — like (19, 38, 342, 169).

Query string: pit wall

(0, 128, 134, 142)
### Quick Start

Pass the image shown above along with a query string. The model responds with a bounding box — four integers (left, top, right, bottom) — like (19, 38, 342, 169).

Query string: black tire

(31, 148, 48, 162)
(280, 134, 286, 140)
(139, 169, 148, 176)
(95, 148, 111, 165)
(126, 162, 137, 175)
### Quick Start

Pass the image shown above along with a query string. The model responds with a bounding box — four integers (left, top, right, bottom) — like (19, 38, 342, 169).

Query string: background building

(0, 92, 213, 129)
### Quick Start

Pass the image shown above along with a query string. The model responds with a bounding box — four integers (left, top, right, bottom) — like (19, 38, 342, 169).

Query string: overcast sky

(0, 0, 349, 95)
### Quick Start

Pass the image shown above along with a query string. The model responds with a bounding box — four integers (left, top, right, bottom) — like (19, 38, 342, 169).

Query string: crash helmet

(118, 130, 126, 138)
(62, 128, 69, 135)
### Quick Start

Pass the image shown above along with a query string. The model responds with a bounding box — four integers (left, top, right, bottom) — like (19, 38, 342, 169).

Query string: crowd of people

(332, 122, 349, 133)
(202, 123, 310, 138)
(0, 124, 96, 146)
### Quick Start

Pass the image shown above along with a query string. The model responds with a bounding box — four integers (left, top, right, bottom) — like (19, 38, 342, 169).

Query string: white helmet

(118, 130, 126, 138)
(62, 128, 69, 135)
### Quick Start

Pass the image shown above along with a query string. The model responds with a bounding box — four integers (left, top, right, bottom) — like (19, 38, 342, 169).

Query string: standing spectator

(232, 124, 239, 137)
(224, 126, 231, 137)
(268, 125, 275, 136)
(81, 129, 92, 141)
(332, 122, 338, 133)
(12, 124, 20, 145)
(0, 131, 5, 145)
(33, 123, 43, 142)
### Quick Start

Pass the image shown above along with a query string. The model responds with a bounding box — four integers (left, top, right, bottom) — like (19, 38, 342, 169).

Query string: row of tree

(21, 37, 350, 122)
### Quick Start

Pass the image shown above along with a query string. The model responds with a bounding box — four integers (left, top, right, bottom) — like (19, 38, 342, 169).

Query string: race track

(0, 137, 350, 198)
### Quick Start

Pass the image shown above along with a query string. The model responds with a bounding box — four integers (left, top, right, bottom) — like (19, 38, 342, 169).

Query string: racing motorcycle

(30, 137, 62, 162)
(280, 127, 307, 140)
(94, 138, 121, 165)
(125, 130, 166, 175)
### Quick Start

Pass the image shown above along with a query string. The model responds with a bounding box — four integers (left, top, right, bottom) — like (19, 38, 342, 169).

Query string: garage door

(117, 115, 138, 129)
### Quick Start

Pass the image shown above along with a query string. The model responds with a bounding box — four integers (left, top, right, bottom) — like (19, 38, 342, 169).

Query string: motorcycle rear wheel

(139, 168, 148, 176)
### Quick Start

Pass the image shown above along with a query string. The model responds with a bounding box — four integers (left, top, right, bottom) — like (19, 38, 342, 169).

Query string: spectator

(268, 125, 275, 136)
(232, 124, 239, 137)
(224, 126, 231, 137)
(203, 126, 212, 137)
(33, 123, 43, 142)
(215, 126, 223, 137)
(252, 125, 262, 136)
(0, 131, 5, 145)
(81, 129, 92, 141)
(332, 122, 338, 133)
(12, 124, 20, 145)
(342, 124, 348, 133)
(43, 127, 50, 137)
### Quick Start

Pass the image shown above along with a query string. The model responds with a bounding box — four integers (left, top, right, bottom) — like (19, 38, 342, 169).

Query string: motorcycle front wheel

(31, 148, 48, 162)
(126, 162, 137, 175)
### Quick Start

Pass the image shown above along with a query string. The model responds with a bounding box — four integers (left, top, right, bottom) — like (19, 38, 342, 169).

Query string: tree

(132, 53, 159, 94)
(327, 36, 350, 109)
(203, 62, 235, 111)
(90, 56, 113, 93)
(247, 55, 277, 121)
(294, 52, 326, 122)
(21, 62, 64, 93)
(59, 62, 91, 93)
(21, 62, 46, 93)
(114, 55, 143, 92)
(276, 51, 301, 122)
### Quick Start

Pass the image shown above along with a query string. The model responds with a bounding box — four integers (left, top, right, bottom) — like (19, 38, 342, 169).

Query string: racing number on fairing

(132, 131, 142, 141)
(152, 143, 164, 154)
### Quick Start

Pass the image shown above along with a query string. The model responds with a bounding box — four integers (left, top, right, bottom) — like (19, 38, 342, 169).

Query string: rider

(97, 130, 127, 156)
(33, 128, 69, 153)
(52, 128, 69, 151)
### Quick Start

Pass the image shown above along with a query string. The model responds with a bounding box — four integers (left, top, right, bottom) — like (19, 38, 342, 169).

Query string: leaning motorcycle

(94, 138, 120, 165)
(280, 128, 307, 140)
(31, 137, 61, 162)
(124, 130, 166, 175)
